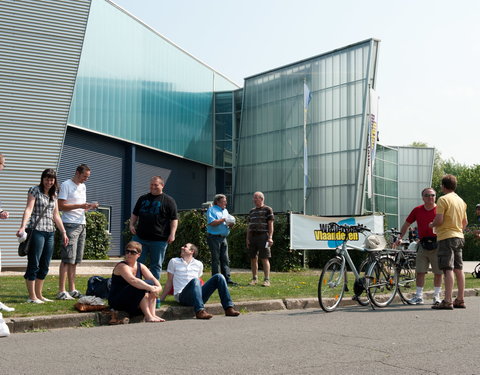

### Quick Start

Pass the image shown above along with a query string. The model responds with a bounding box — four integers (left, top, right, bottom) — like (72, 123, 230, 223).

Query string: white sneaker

(409, 295, 424, 305)
(57, 291, 74, 300)
(27, 298, 45, 304)
(69, 290, 83, 298)
(433, 295, 442, 305)
(40, 297, 54, 302)
(0, 302, 15, 312)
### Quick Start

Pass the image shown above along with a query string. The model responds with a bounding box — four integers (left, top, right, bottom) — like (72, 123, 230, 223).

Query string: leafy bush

(463, 226, 480, 261)
(123, 210, 307, 272)
(84, 211, 111, 259)
(169, 210, 210, 263)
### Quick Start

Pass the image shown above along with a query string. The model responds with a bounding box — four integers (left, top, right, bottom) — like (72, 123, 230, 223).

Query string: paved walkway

(2, 260, 479, 276)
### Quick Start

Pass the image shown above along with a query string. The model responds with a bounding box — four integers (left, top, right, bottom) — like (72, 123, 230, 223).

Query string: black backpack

(472, 263, 480, 279)
(86, 276, 111, 299)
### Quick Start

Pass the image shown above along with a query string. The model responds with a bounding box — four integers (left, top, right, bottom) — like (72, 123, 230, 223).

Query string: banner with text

(290, 213, 384, 249)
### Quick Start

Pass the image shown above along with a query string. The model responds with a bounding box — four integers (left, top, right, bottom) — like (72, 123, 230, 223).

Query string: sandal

(453, 299, 466, 309)
(431, 300, 453, 310)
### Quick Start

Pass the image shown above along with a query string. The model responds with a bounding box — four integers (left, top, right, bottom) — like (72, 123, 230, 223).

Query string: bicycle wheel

(318, 258, 346, 312)
(366, 256, 398, 308)
(352, 258, 370, 306)
(397, 256, 417, 304)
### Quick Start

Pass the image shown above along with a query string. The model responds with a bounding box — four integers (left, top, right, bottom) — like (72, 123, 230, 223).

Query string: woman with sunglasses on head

(108, 241, 164, 322)
(17, 168, 69, 304)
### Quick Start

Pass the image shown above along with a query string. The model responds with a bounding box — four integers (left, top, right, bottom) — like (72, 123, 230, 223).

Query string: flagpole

(303, 78, 307, 215)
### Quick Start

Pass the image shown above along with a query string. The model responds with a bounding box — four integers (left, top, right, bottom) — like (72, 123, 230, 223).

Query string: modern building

(0, 0, 433, 267)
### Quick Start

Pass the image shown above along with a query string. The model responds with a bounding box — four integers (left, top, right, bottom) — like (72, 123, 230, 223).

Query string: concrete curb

(5, 289, 480, 333)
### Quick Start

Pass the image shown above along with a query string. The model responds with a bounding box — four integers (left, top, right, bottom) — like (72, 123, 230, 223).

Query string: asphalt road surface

(1, 297, 479, 374)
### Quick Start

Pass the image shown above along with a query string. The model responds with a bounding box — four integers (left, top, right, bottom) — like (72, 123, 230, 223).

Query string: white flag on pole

(303, 82, 312, 213)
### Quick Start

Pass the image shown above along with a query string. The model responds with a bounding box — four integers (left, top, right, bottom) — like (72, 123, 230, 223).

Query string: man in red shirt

(395, 187, 442, 305)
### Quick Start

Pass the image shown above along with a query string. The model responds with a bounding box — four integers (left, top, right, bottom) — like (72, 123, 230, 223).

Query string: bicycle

(318, 223, 398, 312)
(386, 229, 417, 304)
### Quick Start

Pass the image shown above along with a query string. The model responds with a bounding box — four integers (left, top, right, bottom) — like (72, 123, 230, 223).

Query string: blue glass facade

(68, 0, 238, 165)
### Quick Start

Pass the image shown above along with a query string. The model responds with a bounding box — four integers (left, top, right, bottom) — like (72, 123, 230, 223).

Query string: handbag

(17, 201, 50, 257)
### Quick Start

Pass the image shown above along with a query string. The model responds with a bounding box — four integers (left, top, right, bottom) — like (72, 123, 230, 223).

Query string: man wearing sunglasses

(395, 187, 442, 305)
(161, 243, 240, 319)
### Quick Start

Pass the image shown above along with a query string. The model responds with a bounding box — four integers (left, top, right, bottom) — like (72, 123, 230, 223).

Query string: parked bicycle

(386, 229, 417, 304)
(318, 223, 398, 312)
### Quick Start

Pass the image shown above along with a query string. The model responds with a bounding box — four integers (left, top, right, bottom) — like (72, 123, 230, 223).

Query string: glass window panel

(215, 92, 233, 113)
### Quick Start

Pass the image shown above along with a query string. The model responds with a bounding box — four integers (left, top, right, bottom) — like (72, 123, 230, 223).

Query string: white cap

(18, 231, 28, 243)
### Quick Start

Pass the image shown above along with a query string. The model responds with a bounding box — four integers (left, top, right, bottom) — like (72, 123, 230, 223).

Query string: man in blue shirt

(206, 194, 237, 286)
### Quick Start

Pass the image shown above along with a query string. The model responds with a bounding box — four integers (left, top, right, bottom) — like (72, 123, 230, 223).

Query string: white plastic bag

(0, 313, 10, 337)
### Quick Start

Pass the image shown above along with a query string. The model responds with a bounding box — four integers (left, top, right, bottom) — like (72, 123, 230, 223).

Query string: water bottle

(156, 298, 161, 309)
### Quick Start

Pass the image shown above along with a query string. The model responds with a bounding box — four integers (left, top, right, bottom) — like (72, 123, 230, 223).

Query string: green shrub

(53, 211, 111, 260)
(169, 210, 210, 263)
(122, 210, 309, 272)
(464, 225, 480, 261)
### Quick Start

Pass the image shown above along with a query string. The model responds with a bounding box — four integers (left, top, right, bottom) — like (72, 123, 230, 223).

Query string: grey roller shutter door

(58, 128, 124, 257)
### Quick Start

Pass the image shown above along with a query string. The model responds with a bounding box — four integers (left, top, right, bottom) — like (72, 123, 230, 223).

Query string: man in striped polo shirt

(246, 192, 274, 287)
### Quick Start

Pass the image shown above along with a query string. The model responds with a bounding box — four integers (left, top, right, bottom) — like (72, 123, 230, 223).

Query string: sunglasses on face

(423, 194, 435, 197)
(125, 249, 139, 255)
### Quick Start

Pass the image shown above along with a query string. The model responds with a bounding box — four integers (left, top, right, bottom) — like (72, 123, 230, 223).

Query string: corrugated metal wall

(0, 0, 91, 267)
(397, 147, 435, 227)
(134, 148, 208, 210)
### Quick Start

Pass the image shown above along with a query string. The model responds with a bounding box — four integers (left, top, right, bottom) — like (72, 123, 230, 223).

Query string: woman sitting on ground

(108, 241, 164, 322)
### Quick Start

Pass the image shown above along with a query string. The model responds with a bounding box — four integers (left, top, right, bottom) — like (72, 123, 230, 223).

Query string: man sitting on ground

(160, 243, 240, 319)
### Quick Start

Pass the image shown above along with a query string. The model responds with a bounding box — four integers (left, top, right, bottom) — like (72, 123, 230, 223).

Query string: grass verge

(1, 271, 479, 318)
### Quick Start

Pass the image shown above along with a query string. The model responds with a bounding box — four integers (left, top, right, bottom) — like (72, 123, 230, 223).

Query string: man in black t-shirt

(129, 176, 178, 279)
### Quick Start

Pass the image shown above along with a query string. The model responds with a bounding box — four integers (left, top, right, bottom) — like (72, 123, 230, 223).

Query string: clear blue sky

(113, 0, 479, 166)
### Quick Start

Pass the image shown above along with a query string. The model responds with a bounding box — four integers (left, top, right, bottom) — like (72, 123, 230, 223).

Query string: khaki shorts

(61, 223, 86, 264)
(416, 243, 442, 274)
(437, 237, 464, 270)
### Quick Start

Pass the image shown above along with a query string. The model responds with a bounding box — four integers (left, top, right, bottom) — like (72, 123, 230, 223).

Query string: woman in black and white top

(17, 169, 69, 304)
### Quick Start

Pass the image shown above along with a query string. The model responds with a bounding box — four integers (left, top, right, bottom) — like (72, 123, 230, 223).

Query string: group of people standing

(0, 158, 97, 312)
(0, 161, 275, 321)
(396, 174, 469, 310)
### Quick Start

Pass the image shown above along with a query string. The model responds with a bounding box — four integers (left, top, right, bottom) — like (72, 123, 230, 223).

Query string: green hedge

(53, 211, 111, 260)
(124, 211, 480, 270)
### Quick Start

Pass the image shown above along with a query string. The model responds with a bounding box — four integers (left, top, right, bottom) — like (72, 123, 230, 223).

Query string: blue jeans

(207, 234, 232, 281)
(178, 274, 234, 312)
(133, 235, 168, 280)
(24, 230, 54, 281)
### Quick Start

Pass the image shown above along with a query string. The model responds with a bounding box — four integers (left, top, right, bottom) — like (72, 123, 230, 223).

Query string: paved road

(2, 296, 480, 374)
(0, 297, 480, 375)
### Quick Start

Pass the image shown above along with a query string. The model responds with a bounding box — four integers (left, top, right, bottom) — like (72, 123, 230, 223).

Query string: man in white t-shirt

(160, 243, 240, 319)
(57, 164, 98, 300)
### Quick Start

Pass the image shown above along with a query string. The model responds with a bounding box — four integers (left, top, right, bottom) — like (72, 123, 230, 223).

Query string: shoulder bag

(18, 201, 50, 257)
